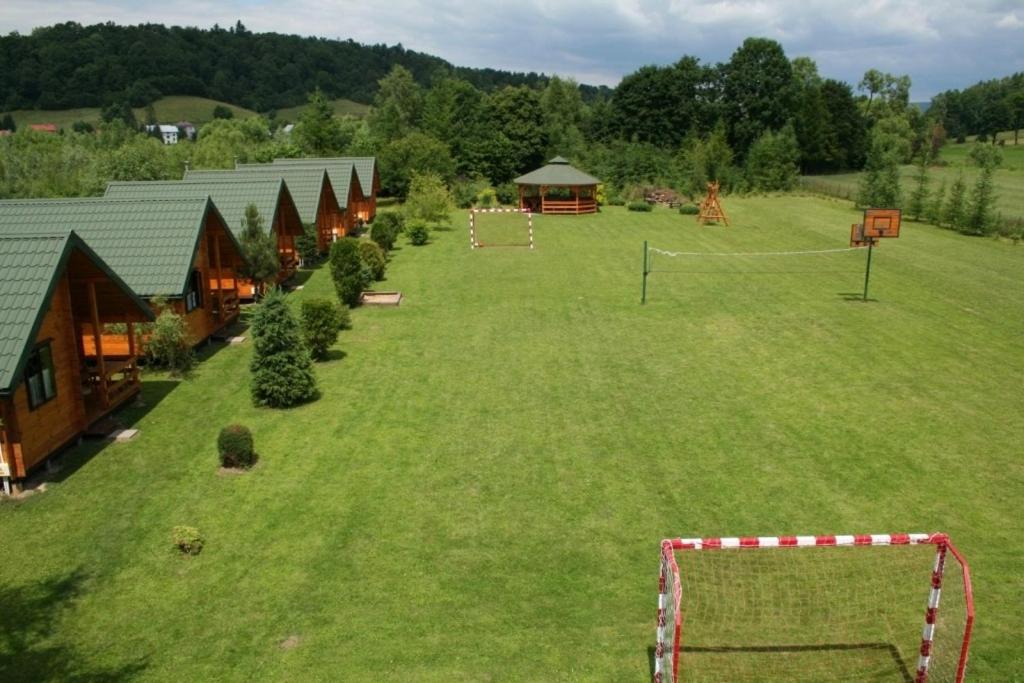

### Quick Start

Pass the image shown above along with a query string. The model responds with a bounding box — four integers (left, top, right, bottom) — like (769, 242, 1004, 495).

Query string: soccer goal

(655, 533, 974, 683)
(469, 208, 534, 249)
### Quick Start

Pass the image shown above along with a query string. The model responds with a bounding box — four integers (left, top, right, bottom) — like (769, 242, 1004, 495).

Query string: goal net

(469, 208, 534, 249)
(655, 533, 973, 683)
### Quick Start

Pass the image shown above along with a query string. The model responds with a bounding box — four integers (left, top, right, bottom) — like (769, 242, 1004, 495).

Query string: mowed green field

(1, 197, 1022, 680)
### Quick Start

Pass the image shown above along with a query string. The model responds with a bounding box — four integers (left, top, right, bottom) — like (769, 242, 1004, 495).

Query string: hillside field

(6, 96, 258, 130)
(0, 197, 1021, 680)
(803, 143, 1024, 220)
(274, 98, 371, 122)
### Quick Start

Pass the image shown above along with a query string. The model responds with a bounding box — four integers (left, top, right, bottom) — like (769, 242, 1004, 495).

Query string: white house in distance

(145, 124, 180, 145)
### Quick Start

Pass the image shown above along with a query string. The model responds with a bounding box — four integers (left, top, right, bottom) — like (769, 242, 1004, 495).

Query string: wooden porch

(72, 281, 144, 422)
(519, 184, 598, 215)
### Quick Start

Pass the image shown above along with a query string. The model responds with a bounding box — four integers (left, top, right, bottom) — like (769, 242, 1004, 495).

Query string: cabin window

(25, 342, 57, 409)
(184, 269, 204, 313)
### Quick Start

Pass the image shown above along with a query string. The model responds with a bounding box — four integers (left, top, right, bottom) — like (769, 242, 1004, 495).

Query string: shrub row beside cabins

(0, 157, 379, 493)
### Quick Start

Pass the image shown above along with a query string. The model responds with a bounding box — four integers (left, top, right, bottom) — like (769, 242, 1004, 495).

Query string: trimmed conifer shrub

(217, 424, 256, 468)
(145, 306, 194, 376)
(357, 240, 387, 281)
(627, 201, 653, 212)
(407, 222, 430, 245)
(172, 526, 204, 555)
(329, 238, 366, 307)
(300, 298, 345, 360)
(370, 213, 404, 252)
(249, 288, 318, 407)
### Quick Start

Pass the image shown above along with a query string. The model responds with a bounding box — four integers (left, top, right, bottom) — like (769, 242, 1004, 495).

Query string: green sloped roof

(0, 197, 228, 298)
(105, 178, 287, 239)
(239, 160, 357, 211)
(0, 231, 153, 394)
(271, 156, 377, 197)
(514, 158, 601, 186)
(185, 167, 328, 224)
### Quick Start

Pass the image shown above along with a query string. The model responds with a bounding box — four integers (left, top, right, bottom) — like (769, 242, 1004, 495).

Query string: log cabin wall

(178, 211, 225, 343)
(6, 274, 88, 477)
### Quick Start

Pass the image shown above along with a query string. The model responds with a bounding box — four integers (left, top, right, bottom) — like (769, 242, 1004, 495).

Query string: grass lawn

(804, 143, 1024, 220)
(1, 197, 1022, 680)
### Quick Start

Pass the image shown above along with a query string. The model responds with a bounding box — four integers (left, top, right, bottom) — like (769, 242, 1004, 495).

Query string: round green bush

(218, 424, 256, 469)
(172, 525, 204, 555)
(627, 201, 653, 212)
(407, 222, 430, 246)
(678, 204, 700, 215)
(370, 213, 404, 251)
(357, 240, 387, 281)
(300, 298, 345, 360)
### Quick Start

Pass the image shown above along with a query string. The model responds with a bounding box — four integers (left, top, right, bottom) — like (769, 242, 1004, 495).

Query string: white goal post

(468, 208, 534, 249)
(655, 533, 974, 683)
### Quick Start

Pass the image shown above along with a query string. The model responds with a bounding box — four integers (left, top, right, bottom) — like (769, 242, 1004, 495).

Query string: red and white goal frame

(469, 207, 534, 249)
(655, 532, 974, 683)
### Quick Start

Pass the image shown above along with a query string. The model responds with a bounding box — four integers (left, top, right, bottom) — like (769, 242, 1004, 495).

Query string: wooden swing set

(696, 181, 729, 226)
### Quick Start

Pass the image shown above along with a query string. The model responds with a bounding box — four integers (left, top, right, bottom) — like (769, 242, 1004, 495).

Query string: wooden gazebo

(514, 156, 600, 215)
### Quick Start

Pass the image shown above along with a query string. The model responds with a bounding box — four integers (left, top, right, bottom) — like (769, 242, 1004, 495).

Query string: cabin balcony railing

(540, 198, 598, 214)
(81, 356, 140, 419)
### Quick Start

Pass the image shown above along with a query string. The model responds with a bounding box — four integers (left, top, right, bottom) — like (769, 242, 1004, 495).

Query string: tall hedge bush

(300, 298, 345, 360)
(249, 288, 317, 407)
(370, 213, 404, 252)
(357, 240, 387, 281)
(329, 237, 367, 307)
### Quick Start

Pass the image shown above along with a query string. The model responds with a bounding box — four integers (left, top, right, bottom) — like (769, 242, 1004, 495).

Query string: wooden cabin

(515, 156, 601, 215)
(0, 197, 245, 350)
(0, 231, 154, 493)
(191, 167, 344, 253)
(105, 178, 304, 299)
(270, 157, 380, 223)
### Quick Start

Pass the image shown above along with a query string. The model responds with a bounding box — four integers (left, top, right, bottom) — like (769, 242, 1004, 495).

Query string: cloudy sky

(3, 1, 1023, 99)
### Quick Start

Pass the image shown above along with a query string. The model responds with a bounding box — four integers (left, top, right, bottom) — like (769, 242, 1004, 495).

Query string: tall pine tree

(250, 288, 318, 407)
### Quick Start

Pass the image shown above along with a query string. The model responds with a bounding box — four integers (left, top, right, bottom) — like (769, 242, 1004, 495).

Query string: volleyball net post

(642, 240, 649, 304)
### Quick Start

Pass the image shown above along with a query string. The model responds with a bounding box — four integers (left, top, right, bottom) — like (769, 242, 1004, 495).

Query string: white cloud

(1, 0, 1022, 98)
(996, 12, 1023, 28)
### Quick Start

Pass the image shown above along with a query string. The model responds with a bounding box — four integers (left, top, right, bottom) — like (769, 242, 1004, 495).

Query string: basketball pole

(862, 240, 874, 301)
(641, 240, 649, 304)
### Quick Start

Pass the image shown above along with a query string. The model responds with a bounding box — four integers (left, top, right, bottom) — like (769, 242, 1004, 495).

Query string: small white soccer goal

(655, 533, 974, 683)
(469, 208, 534, 249)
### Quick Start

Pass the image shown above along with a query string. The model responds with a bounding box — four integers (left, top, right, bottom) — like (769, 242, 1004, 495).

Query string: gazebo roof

(514, 157, 601, 186)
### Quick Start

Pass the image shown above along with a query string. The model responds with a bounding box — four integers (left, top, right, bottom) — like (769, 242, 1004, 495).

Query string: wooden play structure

(696, 181, 729, 226)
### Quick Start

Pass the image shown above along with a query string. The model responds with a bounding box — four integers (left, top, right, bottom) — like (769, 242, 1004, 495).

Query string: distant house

(105, 177, 305, 298)
(28, 124, 57, 134)
(0, 197, 245, 347)
(0, 231, 154, 493)
(145, 124, 180, 144)
(176, 121, 197, 141)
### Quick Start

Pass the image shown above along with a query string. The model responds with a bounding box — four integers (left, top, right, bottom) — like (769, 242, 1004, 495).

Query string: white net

(647, 245, 867, 273)
(658, 541, 969, 683)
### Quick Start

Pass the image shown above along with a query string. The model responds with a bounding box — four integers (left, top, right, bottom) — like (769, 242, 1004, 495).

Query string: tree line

(0, 21, 609, 112)
(931, 72, 1024, 144)
(0, 30, 982, 221)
